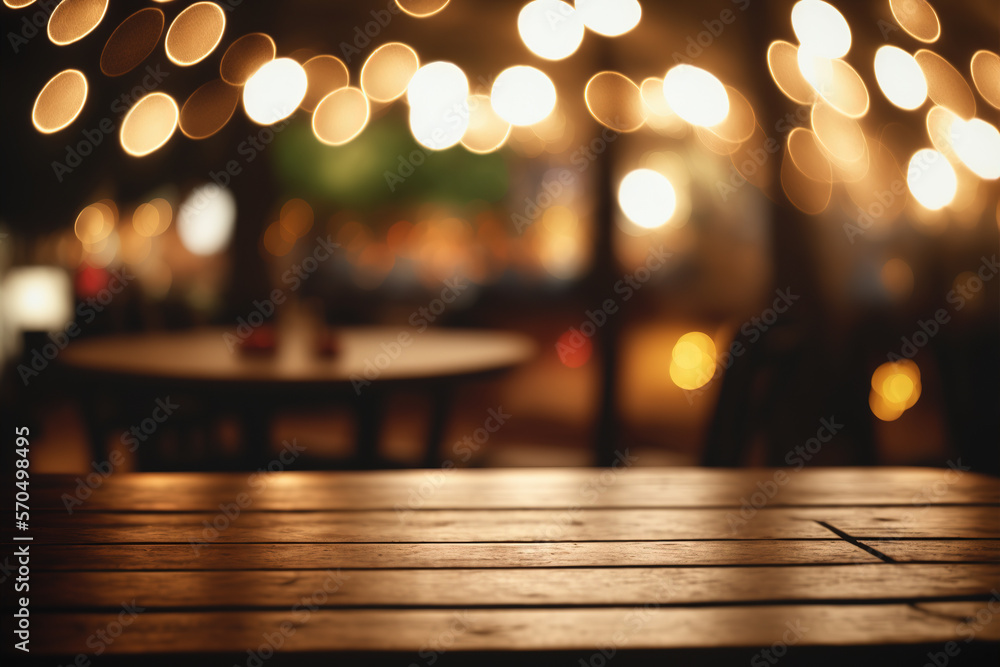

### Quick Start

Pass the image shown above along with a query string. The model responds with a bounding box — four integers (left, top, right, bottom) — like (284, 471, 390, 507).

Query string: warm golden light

(874, 46, 927, 110)
(618, 169, 677, 229)
(791, 0, 851, 58)
(120, 92, 179, 157)
(74, 203, 115, 245)
(889, 0, 940, 44)
(279, 199, 314, 240)
(301, 55, 350, 112)
(177, 184, 236, 256)
(881, 258, 914, 301)
(220, 33, 276, 86)
(1, 267, 73, 333)
(32, 69, 87, 134)
(670, 332, 716, 391)
(47, 0, 108, 45)
(133, 199, 172, 237)
(781, 146, 832, 215)
(950, 118, 1000, 180)
(407, 61, 469, 149)
(915, 50, 976, 120)
(970, 50, 1000, 110)
(575, 0, 641, 37)
(797, 53, 869, 118)
(518, 0, 584, 61)
(100, 8, 164, 77)
(361, 42, 420, 103)
(243, 58, 308, 125)
(395, 0, 450, 18)
(164, 2, 226, 66)
(584, 72, 646, 132)
(787, 128, 832, 182)
(907, 148, 957, 210)
(871, 359, 921, 421)
(312, 87, 370, 146)
(767, 41, 816, 105)
(662, 65, 729, 127)
(461, 94, 511, 154)
(180, 79, 241, 140)
(811, 101, 865, 166)
(491, 66, 557, 127)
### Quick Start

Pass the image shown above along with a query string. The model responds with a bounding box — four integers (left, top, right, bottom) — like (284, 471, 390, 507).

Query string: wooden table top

(10, 467, 1000, 664)
(57, 326, 536, 386)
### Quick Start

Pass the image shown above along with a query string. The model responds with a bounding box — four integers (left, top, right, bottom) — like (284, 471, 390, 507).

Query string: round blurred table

(59, 327, 536, 469)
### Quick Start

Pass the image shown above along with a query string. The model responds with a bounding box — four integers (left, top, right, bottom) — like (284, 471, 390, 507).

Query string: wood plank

(29, 564, 1000, 609)
(863, 539, 1000, 563)
(29, 541, 881, 570)
(22, 603, 1000, 655)
(25, 506, 1000, 543)
(26, 468, 1000, 510)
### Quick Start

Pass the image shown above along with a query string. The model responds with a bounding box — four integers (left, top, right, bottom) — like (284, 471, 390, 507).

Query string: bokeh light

(407, 61, 469, 149)
(220, 33, 276, 86)
(874, 46, 928, 110)
(617, 169, 677, 229)
(100, 8, 164, 77)
(518, 0, 584, 61)
(669, 332, 716, 391)
(791, 0, 851, 59)
(164, 2, 226, 66)
(889, 0, 940, 44)
(32, 69, 87, 134)
(870, 360, 921, 421)
(361, 42, 420, 103)
(120, 92, 179, 157)
(491, 66, 557, 126)
(950, 118, 1000, 180)
(48, 0, 108, 45)
(575, 0, 641, 37)
(461, 94, 512, 154)
(662, 65, 729, 127)
(313, 87, 370, 146)
(243, 58, 308, 125)
(907, 148, 957, 210)
(177, 184, 237, 255)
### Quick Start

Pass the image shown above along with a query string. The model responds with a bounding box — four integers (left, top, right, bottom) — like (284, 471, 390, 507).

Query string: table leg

(356, 388, 386, 469)
(423, 382, 454, 468)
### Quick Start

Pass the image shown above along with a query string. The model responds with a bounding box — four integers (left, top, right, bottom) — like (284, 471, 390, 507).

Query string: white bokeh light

(907, 149, 958, 210)
(518, 0, 585, 61)
(575, 0, 641, 37)
(662, 65, 729, 127)
(950, 118, 1000, 180)
(178, 184, 237, 255)
(243, 58, 308, 125)
(791, 0, 851, 59)
(491, 66, 557, 126)
(618, 169, 677, 229)
(406, 61, 470, 150)
(874, 46, 928, 110)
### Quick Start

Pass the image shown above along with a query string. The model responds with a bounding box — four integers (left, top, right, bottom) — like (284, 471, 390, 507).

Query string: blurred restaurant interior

(0, 0, 998, 476)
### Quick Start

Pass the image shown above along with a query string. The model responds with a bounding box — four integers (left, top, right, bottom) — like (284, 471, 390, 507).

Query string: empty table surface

(57, 326, 536, 387)
(9, 467, 1000, 665)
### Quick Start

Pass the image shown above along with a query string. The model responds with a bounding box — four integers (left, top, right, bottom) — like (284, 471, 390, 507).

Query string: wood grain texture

(866, 539, 1000, 563)
(23, 603, 1000, 655)
(28, 506, 1000, 544)
(27, 467, 1000, 510)
(30, 564, 1000, 609)
(29, 541, 882, 570)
